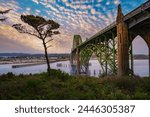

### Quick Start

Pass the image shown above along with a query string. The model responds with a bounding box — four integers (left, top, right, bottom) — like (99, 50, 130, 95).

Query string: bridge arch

(79, 44, 105, 74)
(79, 40, 117, 75)
(129, 35, 149, 76)
(129, 34, 149, 48)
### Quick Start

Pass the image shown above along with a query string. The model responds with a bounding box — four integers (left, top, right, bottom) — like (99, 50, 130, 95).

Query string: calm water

(0, 60, 149, 77)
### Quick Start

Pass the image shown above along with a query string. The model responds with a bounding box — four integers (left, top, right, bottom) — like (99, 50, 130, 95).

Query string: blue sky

(0, 0, 148, 53)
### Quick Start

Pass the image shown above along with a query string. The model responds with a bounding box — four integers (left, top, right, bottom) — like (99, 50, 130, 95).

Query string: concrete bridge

(70, 1, 150, 76)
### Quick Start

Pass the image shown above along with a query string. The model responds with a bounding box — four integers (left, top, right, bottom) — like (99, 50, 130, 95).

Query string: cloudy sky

(0, 0, 148, 54)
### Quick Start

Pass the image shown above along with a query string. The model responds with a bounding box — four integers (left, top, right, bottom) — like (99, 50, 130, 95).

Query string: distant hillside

(0, 53, 148, 59)
(0, 53, 70, 58)
(91, 54, 149, 60)
(133, 55, 149, 59)
(0, 53, 31, 57)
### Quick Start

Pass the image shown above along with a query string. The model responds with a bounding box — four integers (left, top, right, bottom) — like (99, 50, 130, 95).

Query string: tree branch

(0, 9, 12, 14)
(12, 24, 42, 39)
(18, 31, 40, 39)
(24, 31, 41, 39)
(35, 27, 44, 40)
(46, 45, 52, 49)
(45, 38, 53, 44)
(0, 18, 7, 22)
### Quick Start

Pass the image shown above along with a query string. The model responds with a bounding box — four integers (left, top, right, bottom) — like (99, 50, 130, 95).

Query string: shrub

(141, 78, 150, 93)
(133, 91, 150, 100)
(50, 69, 70, 81)
(113, 77, 138, 94)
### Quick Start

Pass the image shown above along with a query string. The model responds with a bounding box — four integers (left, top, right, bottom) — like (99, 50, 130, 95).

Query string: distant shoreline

(0, 59, 69, 69)
(0, 58, 148, 66)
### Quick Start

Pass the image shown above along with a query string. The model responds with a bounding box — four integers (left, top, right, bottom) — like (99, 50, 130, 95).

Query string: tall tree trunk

(42, 39, 51, 76)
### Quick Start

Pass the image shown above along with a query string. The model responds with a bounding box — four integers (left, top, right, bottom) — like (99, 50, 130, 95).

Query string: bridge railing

(92, 0, 150, 39)
(124, 0, 150, 21)
(96, 21, 116, 36)
(76, 22, 116, 47)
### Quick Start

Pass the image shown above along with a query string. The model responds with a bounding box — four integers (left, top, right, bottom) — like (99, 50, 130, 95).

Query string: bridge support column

(76, 48, 80, 75)
(70, 53, 73, 65)
(117, 5, 129, 76)
(130, 43, 134, 75)
(149, 49, 150, 77)
(144, 32, 150, 77)
(104, 36, 108, 75)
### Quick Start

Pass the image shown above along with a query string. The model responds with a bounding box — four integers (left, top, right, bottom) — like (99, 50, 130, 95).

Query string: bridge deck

(72, 0, 150, 52)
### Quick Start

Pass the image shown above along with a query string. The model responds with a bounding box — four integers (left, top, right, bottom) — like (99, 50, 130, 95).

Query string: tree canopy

(0, 9, 11, 22)
(13, 15, 60, 39)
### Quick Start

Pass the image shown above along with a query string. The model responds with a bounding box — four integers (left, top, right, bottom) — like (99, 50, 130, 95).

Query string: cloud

(0, 25, 43, 51)
(0, 35, 39, 53)
(0, 0, 22, 25)
(114, 0, 120, 5)
(32, 0, 39, 4)
(91, 8, 97, 15)
(0, 0, 147, 54)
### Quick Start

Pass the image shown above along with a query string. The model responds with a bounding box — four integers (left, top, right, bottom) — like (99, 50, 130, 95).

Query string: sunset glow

(0, 0, 147, 53)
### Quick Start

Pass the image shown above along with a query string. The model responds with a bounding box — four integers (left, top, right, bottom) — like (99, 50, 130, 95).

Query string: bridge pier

(149, 49, 150, 77)
(76, 48, 80, 75)
(148, 33, 150, 77)
(70, 53, 73, 65)
(117, 5, 129, 76)
(130, 43, 134, 75)
(144, 33, 150, 77)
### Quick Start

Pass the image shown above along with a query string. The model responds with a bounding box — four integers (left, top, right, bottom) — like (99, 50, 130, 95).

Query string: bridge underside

(71, 31, 118, 75)
(71, 30, 150, 77)
(79, 33, 118, 75)
(71, 19, 150, 76)
(71, 1, 150, 77)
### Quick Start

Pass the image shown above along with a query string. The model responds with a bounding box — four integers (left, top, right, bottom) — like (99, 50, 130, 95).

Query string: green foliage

(0, 9, 11, 22)
(21, 15, 46, 29)
(13, 15, 60, 38)
(50, 69, 70, 80)
(0, 72, 150, 100)
(0, 72, 15, 78)
(141, 78, 150, 92)
(113, 77, 139, 94)
(133, 91, 150, 100)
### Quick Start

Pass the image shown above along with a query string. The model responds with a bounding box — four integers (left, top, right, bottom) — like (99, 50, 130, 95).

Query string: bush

(0, 71, 150, 100)
(113, 77, 139, 94)
(142, 78, 150, 93)
(50, 69, 70, 81)
(133, 91, 150, 100)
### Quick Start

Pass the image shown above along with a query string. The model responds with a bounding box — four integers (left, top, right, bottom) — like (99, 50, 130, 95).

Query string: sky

(0, 0, 148, 54)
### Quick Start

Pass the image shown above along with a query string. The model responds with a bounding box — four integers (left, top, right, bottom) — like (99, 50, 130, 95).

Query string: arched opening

(80, 40, 117, 77)
(88, 53, 102, 77)
(80, 49, 104, 77)
(130, 35, 149, 77)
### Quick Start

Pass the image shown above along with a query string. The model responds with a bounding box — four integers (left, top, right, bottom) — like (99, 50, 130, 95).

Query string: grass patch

(0, 70, 150, 100)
